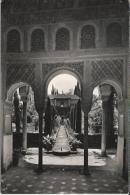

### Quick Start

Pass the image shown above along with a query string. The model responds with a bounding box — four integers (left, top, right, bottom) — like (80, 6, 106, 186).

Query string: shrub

(42, 135, 56, 151)
(68, 136, 81, 151)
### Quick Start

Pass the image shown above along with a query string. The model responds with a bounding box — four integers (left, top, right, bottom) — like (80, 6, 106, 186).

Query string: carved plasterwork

(6, 63, 35, 89)
(42, 62, 84, 78)
(91, 59, 123, 85)
(3, 5, 127, 25)
(100, 84, 112, 102)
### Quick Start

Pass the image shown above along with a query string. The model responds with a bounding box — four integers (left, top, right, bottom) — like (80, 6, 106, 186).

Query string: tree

(44, 97, 52, 135)
(51, 85, 55, 95)
(74, 85, 77, 95)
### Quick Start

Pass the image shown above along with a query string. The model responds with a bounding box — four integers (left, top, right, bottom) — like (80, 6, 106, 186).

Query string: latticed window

(31, 29, 45, 51)
(80, 25, 95, 49)
(7, 30, 20, 52)
(106, 23, 122, 47)
(56, 28, 70, 50)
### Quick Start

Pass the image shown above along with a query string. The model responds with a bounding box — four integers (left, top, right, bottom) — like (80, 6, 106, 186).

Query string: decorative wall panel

(43, 62, 84, 78)
(106, 23, 122, 47)
(91, 59, 123, 84)
(3, 5, 127, 25)
(6, 64, 35, 89)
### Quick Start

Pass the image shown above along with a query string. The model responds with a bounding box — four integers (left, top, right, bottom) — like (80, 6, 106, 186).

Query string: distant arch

(94, 79, 123, 102)
(45, 68, 82, 97)
(6, 82, 32, 102)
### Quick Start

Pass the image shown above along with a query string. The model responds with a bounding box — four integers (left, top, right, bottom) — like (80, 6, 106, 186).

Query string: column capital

(19, 86, 29, 103)
(100, 84, 112, 102)
(118, 100, 125, 114)
(34, 94, 45, 114)
(82, 103, 92, 114)
(100, 84, 112, 96)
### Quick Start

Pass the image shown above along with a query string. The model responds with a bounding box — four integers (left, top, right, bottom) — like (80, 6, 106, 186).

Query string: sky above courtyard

(48, 74, 99, 96)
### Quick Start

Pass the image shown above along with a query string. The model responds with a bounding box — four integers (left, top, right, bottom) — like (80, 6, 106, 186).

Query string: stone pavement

(1, 149, 128, 194)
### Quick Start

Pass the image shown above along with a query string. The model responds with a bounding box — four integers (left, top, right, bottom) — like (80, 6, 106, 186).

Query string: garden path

(52, 125, 71, 154)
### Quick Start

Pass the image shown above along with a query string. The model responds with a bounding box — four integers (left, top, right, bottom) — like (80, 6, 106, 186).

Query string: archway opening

(45, 73, 82, 154)
(48, 73, 80, 95)
(6, 83, 39, 155)
(88, 83, 121, 170)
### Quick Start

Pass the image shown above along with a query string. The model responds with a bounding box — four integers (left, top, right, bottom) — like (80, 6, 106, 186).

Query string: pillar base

(21, 149, 27, 155)
(35, 166, 43, 174)
(101, 151, 107, 157)
(84, 167, 90, 176)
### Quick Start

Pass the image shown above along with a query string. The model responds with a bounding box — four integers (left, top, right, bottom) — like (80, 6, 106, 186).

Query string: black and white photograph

(0, 0, 129, 194)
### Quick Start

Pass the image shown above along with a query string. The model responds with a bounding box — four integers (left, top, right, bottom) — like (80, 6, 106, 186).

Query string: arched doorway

(4, 82, 37, 168)
(90, 79, 126, 175)
(44, 72, 82, 153)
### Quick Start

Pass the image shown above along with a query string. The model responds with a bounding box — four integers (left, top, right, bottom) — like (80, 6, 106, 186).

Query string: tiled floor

(1, 149, 128, 194)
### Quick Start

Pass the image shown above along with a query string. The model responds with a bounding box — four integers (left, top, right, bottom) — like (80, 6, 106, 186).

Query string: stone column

(116, 100, 125, 176)
(19, 86, 29, 154)
(0, 59, 4, 171)
(76, 99, 81, 134)
(82, 82, 93, 175)
(100, 84, 112, 156)
(101, 99, 109, 156)
(84, 112, 89, 175)
(34, 86, 45, 172)
(38, 111, 43, 171)
(127, 0, 130, 180)
(22, 101, 27, 153)
(107, 90, 115, 148)
(3, 100, 13, 170)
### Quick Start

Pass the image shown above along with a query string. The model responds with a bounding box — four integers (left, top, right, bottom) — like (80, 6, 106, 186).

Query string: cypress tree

(51, 85, 55, 95)
(76, 82, 81, 97)
(74, 82, 81, 97)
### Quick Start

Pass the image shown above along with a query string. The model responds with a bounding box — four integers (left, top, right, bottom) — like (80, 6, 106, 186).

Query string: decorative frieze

(3, 5, 127, 25)
(42, 62, 84, 77)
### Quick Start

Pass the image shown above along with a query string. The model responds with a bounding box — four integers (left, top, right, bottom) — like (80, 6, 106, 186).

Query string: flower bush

(68, 135, 81, 151)
(42, 135, 56, 151)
